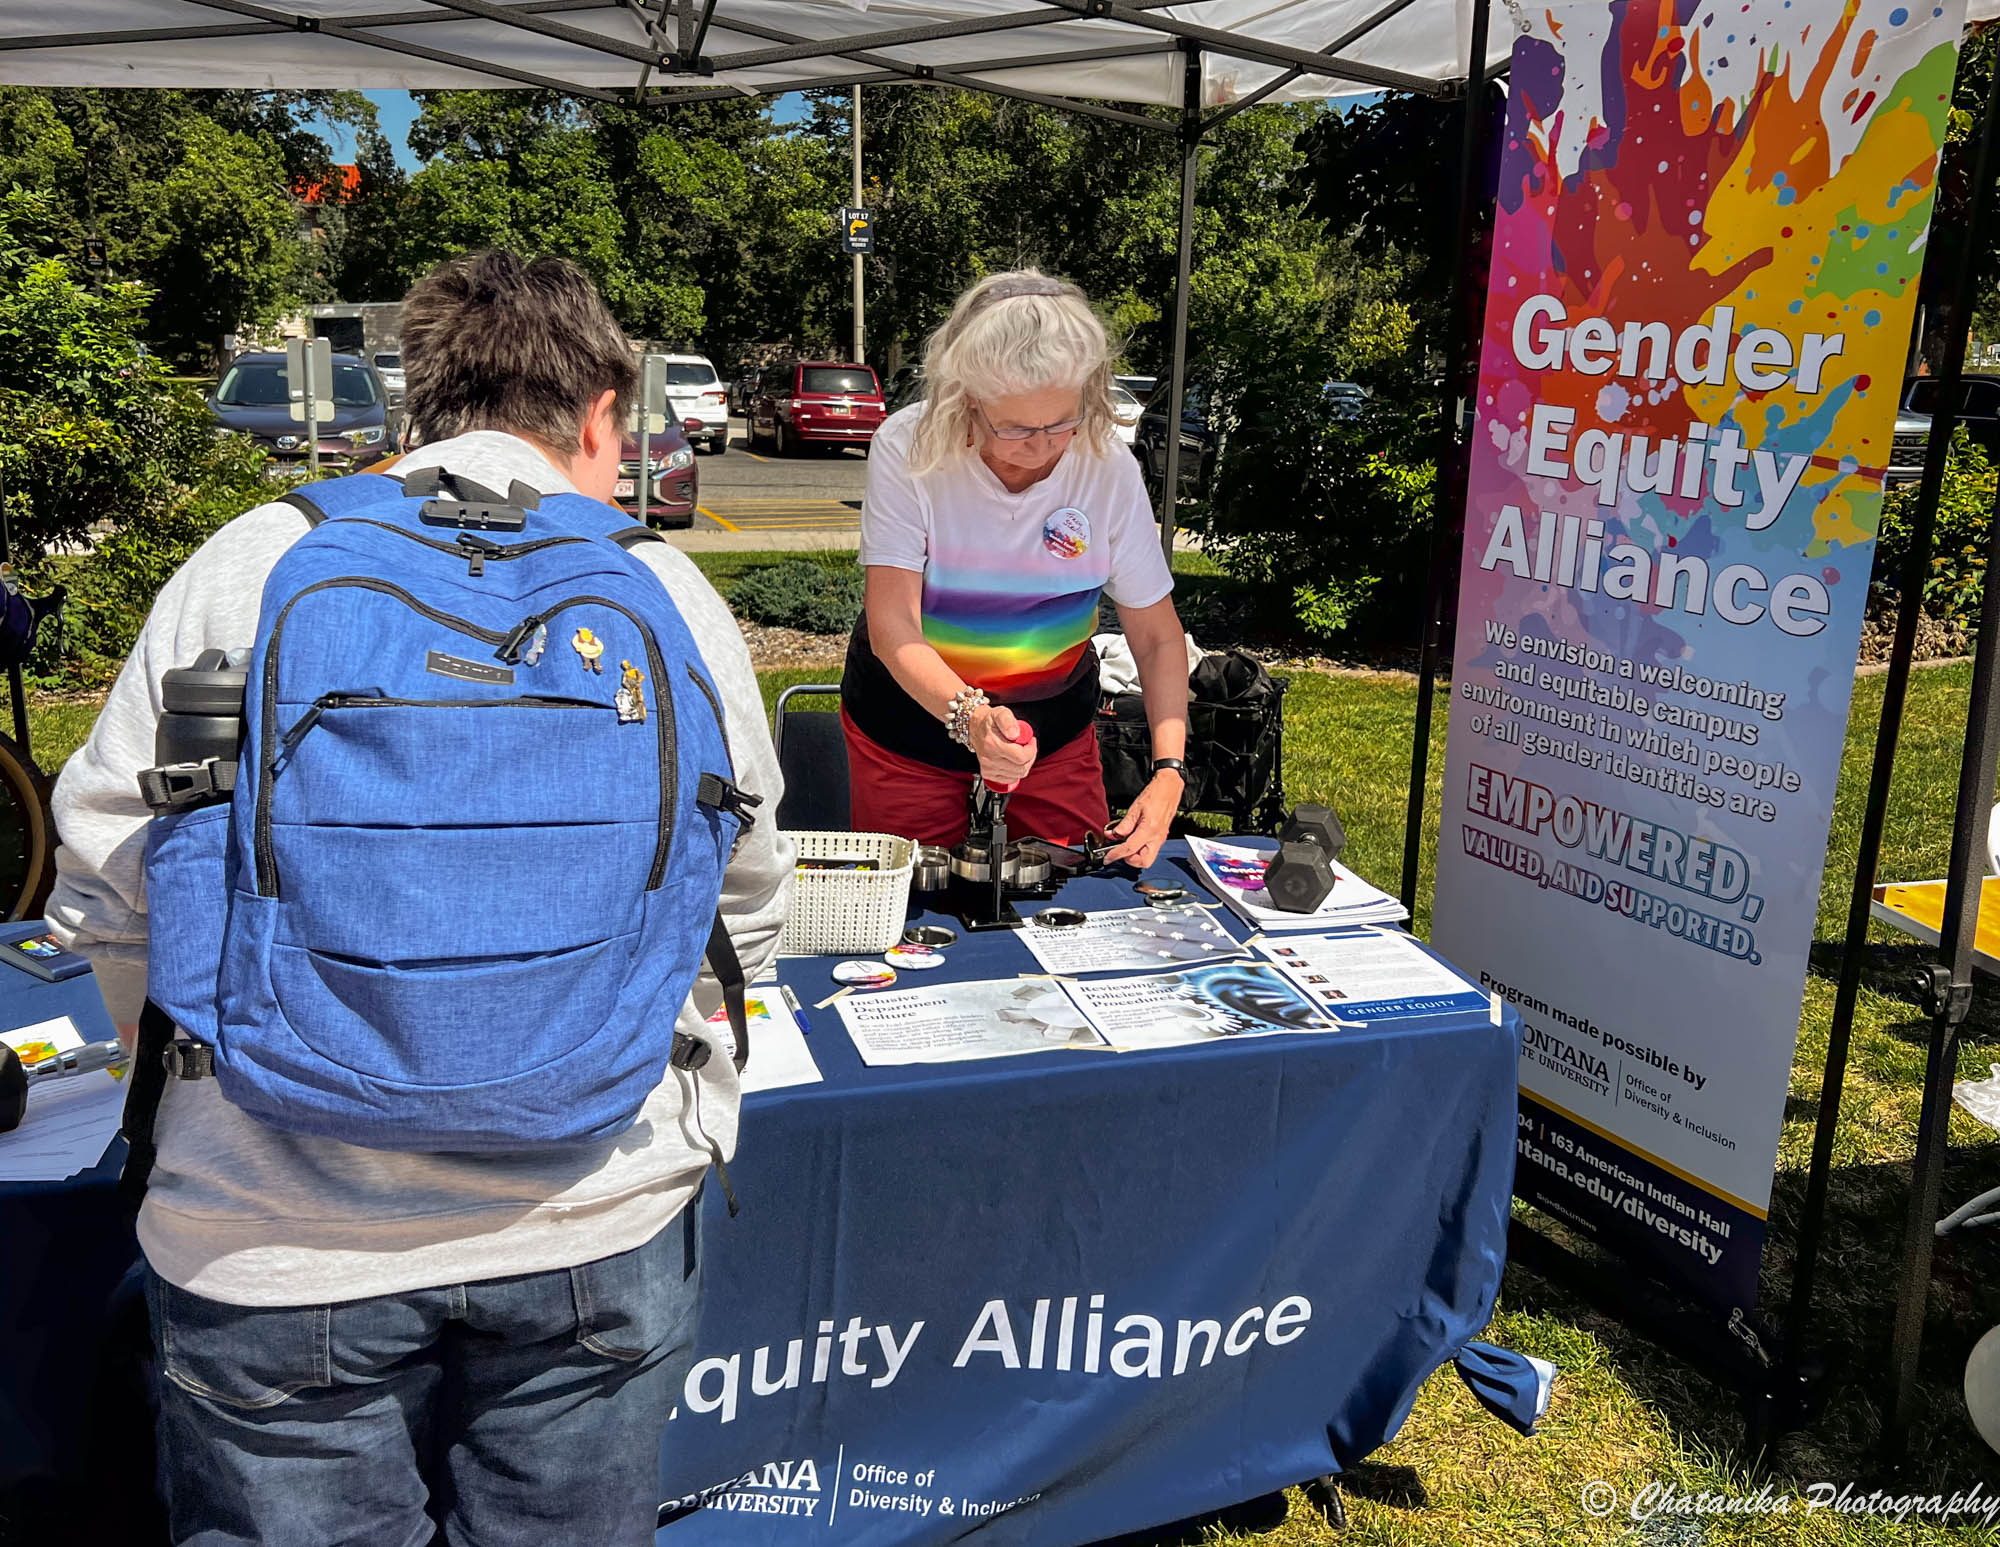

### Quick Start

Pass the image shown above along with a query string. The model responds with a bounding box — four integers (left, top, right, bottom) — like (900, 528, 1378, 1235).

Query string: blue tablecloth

(0, 969, 137, 1494)
(656, 851, 1524, 1544)
(0, 847, 1525, 1547)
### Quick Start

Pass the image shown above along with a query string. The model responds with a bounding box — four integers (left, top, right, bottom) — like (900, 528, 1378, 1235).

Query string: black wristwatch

(1151, 758, 1188, 781)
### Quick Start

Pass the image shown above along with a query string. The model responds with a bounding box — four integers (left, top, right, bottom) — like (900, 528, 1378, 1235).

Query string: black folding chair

(772, 684, 850, 830)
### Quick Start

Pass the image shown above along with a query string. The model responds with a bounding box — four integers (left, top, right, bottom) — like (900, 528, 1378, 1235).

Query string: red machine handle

(986, 719, 1036, 795)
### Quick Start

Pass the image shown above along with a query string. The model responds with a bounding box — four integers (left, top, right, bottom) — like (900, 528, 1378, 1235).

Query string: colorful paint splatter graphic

(1432, 0, 1963, 1314)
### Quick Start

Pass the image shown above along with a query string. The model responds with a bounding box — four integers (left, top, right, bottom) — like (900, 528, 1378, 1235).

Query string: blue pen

(779, 984, 812, 1036)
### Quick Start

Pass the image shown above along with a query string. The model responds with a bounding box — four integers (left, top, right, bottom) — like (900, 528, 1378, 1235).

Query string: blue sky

(324, 89, 809, 171)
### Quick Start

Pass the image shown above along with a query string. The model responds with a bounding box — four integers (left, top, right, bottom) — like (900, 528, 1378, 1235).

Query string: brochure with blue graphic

(1255, 929, 1491, 1025)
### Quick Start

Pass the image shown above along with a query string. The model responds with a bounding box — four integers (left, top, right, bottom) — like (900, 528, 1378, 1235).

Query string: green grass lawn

(24, 657, 2000, 1545)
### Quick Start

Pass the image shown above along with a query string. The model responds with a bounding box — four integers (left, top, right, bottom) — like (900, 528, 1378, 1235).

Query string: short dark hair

(400, 251, 636, 453)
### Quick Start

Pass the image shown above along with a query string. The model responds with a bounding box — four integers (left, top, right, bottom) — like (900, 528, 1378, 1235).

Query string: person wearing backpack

(45, 251, 794, 1547)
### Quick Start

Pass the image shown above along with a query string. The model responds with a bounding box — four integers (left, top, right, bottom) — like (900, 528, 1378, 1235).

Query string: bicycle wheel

(0, 731, 57, 922)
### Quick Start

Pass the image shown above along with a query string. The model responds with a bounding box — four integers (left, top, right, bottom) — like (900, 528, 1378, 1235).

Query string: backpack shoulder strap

(275, 471, 406, 529)
(608, 525, 667, 551)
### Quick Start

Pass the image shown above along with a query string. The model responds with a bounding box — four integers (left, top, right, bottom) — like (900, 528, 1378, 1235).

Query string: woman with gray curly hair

(840, 270, 1191, 866)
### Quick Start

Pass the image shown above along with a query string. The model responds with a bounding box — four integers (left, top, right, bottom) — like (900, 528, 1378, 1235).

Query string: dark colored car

(1135, 376, 1224, 496)
(616, 406, 698, 529)
(883, 364, 925, 416)
(748, 360, 886, 454)
(1902, 374, 2000, 459)
(208, 351, 396, 472)
(726, 365, 760, 416)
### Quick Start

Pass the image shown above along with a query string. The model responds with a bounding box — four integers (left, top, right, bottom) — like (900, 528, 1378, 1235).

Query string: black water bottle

(139, 649, 249, 812)
(157, 649, 248, 767)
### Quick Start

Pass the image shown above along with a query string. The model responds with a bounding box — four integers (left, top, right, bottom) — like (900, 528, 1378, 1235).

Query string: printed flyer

(1430, 0, 1964, 1310)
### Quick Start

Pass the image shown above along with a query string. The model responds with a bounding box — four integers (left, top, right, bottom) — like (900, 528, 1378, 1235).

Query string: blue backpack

(131, 469, 758, 1160)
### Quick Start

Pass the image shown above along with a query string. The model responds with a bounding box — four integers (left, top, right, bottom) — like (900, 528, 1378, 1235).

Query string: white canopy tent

(1, 1, 1505, 108)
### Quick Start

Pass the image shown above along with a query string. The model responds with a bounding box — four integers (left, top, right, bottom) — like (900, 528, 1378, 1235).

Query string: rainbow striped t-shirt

(857, 405, 1174, 705)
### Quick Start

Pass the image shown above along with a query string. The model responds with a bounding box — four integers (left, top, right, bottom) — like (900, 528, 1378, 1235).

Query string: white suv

(646, 353, 729, 455)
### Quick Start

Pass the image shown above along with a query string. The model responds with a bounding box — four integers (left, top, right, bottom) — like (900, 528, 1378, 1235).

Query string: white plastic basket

(778, 830, 917, 956)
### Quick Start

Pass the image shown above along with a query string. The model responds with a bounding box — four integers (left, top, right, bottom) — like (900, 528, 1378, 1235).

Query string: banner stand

(1400, 10, 2000, 1459)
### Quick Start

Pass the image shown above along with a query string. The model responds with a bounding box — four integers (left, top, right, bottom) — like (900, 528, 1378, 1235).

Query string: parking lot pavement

(694, 418, 866, 535)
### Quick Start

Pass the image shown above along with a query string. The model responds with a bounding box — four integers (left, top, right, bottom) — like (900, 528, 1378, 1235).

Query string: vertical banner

(1433, 0, 1964, 1312)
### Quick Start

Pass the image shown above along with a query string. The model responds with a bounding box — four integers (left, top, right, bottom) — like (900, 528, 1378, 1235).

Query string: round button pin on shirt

(832, 960, 898, 987)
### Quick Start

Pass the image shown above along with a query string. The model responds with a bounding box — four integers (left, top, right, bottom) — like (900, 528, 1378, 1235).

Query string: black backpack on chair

(1095, 648, 1288, 835)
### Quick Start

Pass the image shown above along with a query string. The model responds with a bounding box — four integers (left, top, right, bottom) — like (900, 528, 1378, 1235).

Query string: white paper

(0, 1014, 125, 1182)
(1186, 836, 1410, 932)
(1256, 928, 1487, 1019)
(1060, 961, 1338, 1050)
(837, 978, 1109, 1066)
(1017, 904, 1248, 976)
(1, 1015, 84, 1060)
(707, 995, 823, 1092)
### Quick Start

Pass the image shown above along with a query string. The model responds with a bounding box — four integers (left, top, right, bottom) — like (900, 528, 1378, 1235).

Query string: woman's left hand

(1103, 770, 1184, 869)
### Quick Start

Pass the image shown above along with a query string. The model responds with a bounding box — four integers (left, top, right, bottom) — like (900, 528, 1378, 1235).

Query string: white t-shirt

(857, 404, 1174, 703)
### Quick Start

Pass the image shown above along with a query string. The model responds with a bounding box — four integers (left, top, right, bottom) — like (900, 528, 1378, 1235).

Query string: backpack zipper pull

(274, 694, 338, 766)
(495, 611, 546, 665)
(458, 532, 502, 577)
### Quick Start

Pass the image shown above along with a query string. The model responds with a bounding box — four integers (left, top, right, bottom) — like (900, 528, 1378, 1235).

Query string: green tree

(0, 88, 353, 368)
(0, 189, 269, 681)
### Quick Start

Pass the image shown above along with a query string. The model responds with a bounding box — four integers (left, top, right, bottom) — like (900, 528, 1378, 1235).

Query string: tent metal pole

(673, 14, 1175, 130)
(1064, 0, 1444, 96)
(176, 0, 626, 99)
(1156, 41, 1201, 557)
(419, 0, 660, 67)
(1398, 0, 1492, 914)
(1201, 0, 1426, 133)
(1881, 467, 2000, 1459)
(0, 0, 623, 54)
(1778, 39, 2000, 1423)
(703, 0, 1185, 73)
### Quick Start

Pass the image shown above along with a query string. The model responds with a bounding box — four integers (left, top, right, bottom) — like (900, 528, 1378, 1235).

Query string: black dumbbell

(1264, 804, 1347, 913)
(1281, 803, 1346, 861)
(1265, 840, 1336, 913)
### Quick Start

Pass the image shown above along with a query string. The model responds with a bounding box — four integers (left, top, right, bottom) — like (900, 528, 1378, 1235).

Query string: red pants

(841, 712, 1111, 848)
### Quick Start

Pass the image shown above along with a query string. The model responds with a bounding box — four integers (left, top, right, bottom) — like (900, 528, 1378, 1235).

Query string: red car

(748, 360, 886, 454)
(615, 415, 698, 528)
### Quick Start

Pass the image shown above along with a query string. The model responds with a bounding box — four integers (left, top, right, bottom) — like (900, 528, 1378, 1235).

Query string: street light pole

(852, 87, 865, 367)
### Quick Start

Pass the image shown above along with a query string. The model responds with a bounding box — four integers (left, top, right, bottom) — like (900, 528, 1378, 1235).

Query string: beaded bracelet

(945, 685, 989, 746)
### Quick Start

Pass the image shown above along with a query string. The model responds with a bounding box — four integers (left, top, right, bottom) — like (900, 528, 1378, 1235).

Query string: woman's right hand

(969, 704, 1038, 787)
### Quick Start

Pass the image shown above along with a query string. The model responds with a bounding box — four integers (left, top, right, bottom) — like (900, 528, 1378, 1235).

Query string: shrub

(1875, 428, 1992, 632)
(1188, 348, 1438, 645)
(731, 558, 865, 635)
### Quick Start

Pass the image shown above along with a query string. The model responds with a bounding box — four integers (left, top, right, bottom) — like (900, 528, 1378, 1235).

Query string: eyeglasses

(973, 402, 1084, 442)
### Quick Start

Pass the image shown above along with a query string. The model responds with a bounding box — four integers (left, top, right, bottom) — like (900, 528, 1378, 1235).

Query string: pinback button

(833, 960, 898, 988)
(885, 944, 946, 970)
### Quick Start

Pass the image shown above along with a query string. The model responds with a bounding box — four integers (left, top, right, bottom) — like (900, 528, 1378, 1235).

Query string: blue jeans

(144, 1212, 700, 1547)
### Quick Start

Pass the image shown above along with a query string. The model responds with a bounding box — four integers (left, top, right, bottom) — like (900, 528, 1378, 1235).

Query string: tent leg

(1778, 40, 2000, 1433)
(1399, 0, 1492, 913)
(1156, 42, 1201, 557)
(1881, 463, 2000, 1457)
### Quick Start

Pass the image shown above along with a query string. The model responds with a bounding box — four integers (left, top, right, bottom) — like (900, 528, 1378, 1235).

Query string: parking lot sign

(840, 207, 875, 255)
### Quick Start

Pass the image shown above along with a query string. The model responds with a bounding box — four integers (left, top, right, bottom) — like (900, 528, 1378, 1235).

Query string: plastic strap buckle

(137, 759, 237, 813)
(669, 1031, 711, 1072)
(696, 773, 764, 829)
(161, 1041, 215, 1080)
